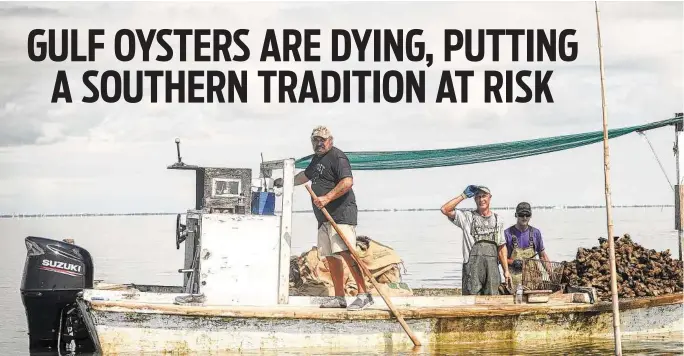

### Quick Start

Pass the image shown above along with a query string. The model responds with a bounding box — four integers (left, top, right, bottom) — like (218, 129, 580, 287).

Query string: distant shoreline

(0, 205, 675, 218)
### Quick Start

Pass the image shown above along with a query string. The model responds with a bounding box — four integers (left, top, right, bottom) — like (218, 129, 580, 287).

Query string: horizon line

(0, 204, 675, 218)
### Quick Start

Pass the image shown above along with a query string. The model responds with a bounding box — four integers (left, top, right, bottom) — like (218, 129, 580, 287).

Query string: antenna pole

(594, 2, 622, 355)
(175, 138, 182, 164)
(675, 113, 684, 260)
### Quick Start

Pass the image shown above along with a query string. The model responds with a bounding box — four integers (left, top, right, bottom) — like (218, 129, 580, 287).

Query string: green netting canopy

(294, 117, 681, 170)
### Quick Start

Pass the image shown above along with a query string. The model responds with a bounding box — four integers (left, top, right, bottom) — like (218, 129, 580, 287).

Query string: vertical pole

(594, 2, 622, 355)
(277, 159, 295, 304)
(175, 138, 182, 163)
(675, 114, 684, 260)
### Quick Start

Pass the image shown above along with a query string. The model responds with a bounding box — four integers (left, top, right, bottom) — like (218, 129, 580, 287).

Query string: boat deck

(82, 284, 683, 320)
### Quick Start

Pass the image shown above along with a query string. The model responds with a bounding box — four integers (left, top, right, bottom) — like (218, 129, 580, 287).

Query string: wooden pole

(594, 2, 622, 355)
(674, 114, 684, 260)
(305, 185, 422, 347)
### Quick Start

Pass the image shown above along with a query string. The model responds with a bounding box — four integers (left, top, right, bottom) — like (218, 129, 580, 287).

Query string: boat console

(169, 138, 295, 305)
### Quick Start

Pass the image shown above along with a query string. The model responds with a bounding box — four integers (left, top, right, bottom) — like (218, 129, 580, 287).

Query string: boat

(83, 285, 683, 354)
(43, 283, 679, 354)
(18, 130, 684, 355)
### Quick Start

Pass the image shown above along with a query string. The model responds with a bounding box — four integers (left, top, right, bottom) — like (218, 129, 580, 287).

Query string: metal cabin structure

(168, 138, 295, 305)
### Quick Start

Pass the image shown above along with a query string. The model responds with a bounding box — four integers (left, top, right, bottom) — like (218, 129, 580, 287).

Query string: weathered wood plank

(89, 293, 683, 320)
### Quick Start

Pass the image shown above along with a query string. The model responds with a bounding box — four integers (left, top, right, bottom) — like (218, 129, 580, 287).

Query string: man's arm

(440, 185, 479, 220)
(534, 231, 554, 276)
(293, 171, 309, 186)
(440, 193, 467, 220)
(496, 217, 511, 286)
(317, 177, 353, 207)
(539, 249, 554, 276)
(539, 250, 550, 262)
(504, 231, 515, 265)
(498, 244, 511, 287)
(314, 154, 354, 208)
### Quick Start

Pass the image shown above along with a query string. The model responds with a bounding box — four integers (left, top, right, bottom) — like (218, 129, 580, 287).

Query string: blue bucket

(251, 192, 276, 215)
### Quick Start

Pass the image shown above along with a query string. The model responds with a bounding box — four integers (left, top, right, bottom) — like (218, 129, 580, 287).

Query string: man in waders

(504, 202, 551, 290)
(440, 185, 511, 295)
(294, 126, 373, 311)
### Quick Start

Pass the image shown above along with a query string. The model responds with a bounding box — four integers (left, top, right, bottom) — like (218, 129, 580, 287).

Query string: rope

(637, 130, 675, 192)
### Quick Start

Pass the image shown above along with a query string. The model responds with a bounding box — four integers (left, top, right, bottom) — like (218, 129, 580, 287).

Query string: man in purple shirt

(504, 202, 551, 289)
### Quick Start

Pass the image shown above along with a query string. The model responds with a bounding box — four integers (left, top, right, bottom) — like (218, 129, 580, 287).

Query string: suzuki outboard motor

(20, 236, 97, 353)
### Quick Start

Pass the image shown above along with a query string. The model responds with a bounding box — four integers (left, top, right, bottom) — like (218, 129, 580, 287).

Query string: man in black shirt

(294, 125, 373, 311)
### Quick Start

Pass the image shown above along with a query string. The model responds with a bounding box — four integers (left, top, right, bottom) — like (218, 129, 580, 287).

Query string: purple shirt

(504, 226, 545, 258)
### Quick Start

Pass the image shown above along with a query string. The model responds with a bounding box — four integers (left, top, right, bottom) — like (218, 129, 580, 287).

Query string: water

(187, 336, 684, 355)
(1, 207, 682, 354)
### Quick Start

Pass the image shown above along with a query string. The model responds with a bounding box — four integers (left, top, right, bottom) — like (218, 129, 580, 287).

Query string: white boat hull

(81, 289, 684, 354)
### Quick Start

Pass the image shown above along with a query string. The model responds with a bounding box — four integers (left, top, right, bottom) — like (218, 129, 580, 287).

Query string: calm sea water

(1, 208, 682, 355)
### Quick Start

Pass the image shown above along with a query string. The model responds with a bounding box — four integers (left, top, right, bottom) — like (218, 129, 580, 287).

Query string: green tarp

(294, 117, 681, 170)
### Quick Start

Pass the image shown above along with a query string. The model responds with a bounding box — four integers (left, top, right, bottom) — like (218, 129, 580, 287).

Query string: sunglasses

(517, 213, 531, 218)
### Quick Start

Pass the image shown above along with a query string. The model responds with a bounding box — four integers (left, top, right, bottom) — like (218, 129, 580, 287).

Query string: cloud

(602, 1, 683, 21)
(0, 1, 681, 213)
(0, 3, 62, 18)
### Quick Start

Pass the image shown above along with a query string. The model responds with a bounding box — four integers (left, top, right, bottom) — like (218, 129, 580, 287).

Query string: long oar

(305, 185, 422, 347)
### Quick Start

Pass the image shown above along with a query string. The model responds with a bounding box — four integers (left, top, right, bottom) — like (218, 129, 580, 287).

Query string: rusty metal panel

(202, 167, 252, 213)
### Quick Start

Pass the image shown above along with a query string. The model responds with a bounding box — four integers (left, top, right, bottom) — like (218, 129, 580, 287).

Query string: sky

(0, 1, 682, 214)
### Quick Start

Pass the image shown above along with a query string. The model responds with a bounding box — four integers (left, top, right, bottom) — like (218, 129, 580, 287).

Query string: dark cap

(515, 202, 532, 215)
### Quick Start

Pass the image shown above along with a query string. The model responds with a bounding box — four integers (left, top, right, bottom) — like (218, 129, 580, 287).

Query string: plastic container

(515, 284, 523, 304)
(251, 192, 276, 215)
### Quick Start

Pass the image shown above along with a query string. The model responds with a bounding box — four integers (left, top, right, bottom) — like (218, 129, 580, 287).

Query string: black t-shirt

(304, 146, 357, 227)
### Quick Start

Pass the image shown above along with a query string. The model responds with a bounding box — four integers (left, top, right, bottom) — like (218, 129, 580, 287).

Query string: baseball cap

(476, 186, 491, 195)
(311, 125, 332, 139)
(516, 202, 532, 215)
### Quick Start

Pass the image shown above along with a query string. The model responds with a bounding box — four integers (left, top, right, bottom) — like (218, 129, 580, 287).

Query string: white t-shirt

(451, 209, 505, 263)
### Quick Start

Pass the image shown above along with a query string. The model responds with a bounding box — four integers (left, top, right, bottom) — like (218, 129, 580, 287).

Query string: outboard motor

(20, 236, 97, 353)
